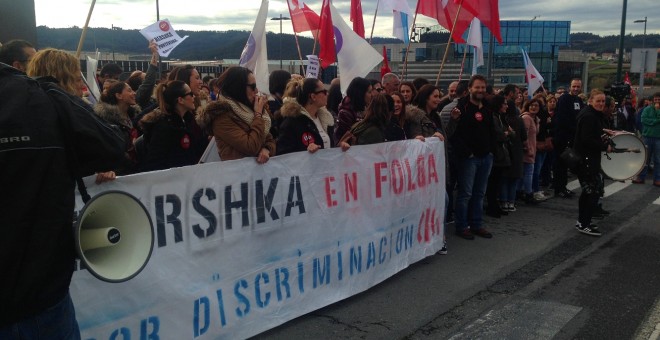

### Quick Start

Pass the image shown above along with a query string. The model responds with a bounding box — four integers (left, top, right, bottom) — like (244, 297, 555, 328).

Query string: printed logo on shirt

(180, 134, 190, 149)
(130, 128, 139, 141)
(301, 132, 315, 146)
(574, 102, 581, 110)
(475, 112, 484, 122)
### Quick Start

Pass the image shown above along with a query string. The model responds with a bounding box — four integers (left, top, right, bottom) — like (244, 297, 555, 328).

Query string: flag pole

(312, 0, 328, 56)
(434, 0, 464, 86)
(369, 0, 380, 44)
(293, 31, 305, 74)
(458, 44, 469, 82)
(75, 0, 96, 59)
(400, 1, 419, 81)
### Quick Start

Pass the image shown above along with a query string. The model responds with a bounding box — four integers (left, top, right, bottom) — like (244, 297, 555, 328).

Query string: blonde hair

(283, 78, 304, 99)
(27, 48, 81, 96)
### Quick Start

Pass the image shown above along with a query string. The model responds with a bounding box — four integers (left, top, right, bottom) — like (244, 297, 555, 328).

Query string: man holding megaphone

(0, 52, 125, 339)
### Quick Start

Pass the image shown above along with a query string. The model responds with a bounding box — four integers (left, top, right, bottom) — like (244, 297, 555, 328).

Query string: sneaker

(575, 222, 602, 236)
(455, 229, 475, 240)
(632, 178, 645, 184)
(438, 242, 448, 255)
(556, 189, 574, 199)
(508, 202, 517, 212)
(533, 191, 549, 201)
(472, 228, 493, 238)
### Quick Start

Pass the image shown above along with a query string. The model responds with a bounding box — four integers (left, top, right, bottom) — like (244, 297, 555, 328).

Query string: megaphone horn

(75, 190, 154, 283)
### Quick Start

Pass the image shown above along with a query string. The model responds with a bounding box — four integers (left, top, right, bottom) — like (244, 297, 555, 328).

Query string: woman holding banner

(277, 78, 342, 155)
(197, 66, 275, 163)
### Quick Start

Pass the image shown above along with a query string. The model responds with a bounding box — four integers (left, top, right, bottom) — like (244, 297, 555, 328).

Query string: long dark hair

(346, 77, 371, 112)
(101, 81, 129, 105)
(362, 94, 390, 126)
(155, 80, 188, 115)
(327, 82, 343, 115)
(168, 65, 196, 87)
(413, 84, 441, 113)
(399, 81, 416, 104)
(390, 92, 407, 127)
(218, 66, 253, 108)
(296, 78, 321, 106)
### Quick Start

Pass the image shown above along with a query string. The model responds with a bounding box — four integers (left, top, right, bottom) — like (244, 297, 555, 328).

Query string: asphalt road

(253, 178, 660, 340)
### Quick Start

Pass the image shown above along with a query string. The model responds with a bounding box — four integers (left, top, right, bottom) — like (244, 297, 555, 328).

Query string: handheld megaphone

(75, 191, 154, 283)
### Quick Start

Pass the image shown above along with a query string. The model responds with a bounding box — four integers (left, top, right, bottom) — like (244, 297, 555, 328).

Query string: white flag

(139, 19, 189, 57)
(329, 2, 382, 95)
(239, 0, 269, 94)
(393, 11, 410, 44)
(466, 18, 483, 75)
(85, 54, 101, 103)
(522, 48, 545, 98)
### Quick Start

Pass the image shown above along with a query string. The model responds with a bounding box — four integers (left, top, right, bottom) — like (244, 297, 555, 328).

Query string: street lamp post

(616, 0, 627, 82)
(634, 17, 648, 98)
(271, 14, 291, 69)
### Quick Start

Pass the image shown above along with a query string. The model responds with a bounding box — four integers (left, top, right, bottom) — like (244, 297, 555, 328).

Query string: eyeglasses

(182, 92, 194, 98)
(375, 88, 383, 92)
(314, 89, 328, 95)
(247, 83, 257, 91)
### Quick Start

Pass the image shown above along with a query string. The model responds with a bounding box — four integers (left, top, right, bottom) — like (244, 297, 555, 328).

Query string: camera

(604, 82, 631, 106)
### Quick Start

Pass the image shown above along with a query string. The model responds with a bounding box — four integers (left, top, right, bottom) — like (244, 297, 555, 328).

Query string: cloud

(33, 0, 659, 37)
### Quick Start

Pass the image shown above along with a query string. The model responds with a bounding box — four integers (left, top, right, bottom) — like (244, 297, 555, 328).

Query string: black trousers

(553, 141, 569, 191)
(577, 168, 603, 226)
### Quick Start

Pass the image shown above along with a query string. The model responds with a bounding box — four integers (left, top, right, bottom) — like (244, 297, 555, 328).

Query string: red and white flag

(287, 0, 321, 38)
(522, 48, 544, 98)
(350, 0, 366, 38)
(318, 0, 336, 68)
(460, 0, 503, 43)
(416, 0, 474, 44)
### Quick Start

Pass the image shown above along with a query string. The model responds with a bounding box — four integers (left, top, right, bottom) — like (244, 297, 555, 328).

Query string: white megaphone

(75, 191, 154, 282)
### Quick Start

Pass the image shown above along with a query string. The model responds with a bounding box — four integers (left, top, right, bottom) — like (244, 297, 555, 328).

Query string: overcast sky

(34, 0, 659, 39)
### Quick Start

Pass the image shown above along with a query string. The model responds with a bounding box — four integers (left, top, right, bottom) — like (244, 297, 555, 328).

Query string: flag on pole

(416, 0, 474, 44)
(381, 45, 392, 79)
(350, 0, 366, 38)
(329, 2, 383, 94)
(287, 0, 321, 38)
(319, 0, 336, 68)
(380, 0, 412, 43)
(239, 0, 269, 93)
(623, 72, 637, 107)
(522, 48, 544, 98)
(393, 11, 410, 43)
(460, 0, 503, 43)
(466, 18, 483, 75)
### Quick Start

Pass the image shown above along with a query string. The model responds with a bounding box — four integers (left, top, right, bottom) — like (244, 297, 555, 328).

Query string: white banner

(72, 140, 445, 339)
(139, 19, 189, 57)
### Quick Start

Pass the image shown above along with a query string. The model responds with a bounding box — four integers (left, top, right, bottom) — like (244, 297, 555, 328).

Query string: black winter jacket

(0, 64, 125, 327)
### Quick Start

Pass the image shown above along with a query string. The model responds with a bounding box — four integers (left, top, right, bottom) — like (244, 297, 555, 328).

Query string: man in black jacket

(553, 78, 585, 198)
(0, 63, 124, 338)
(449, 75, 497, 240)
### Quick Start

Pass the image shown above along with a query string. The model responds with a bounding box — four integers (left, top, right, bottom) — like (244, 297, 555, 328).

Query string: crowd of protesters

(2, 37, 660, 338)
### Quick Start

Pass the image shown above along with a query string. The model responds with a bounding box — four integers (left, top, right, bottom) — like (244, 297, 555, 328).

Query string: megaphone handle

(76, 177, 91, 204)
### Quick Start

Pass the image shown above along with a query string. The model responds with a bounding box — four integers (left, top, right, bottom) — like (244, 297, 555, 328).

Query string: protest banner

(71, 139, 446, 339)
(305, 54, 320, 78)
(139, 19, 189, 57)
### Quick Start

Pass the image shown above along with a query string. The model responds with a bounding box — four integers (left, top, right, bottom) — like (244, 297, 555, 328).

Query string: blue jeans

(0, 293, 81, 340)
(638, 136, 660, 182)
(455, 153, 493, 232)
(533, 151, 547, 192)
(500, 177, 519, 203)
(523, 162, 534, 194)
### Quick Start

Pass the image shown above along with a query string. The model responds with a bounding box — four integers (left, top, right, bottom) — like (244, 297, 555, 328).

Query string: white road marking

(653, 196, 660, 206)
(604, 181, 632, 197)
(567, 179, 580, 191)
